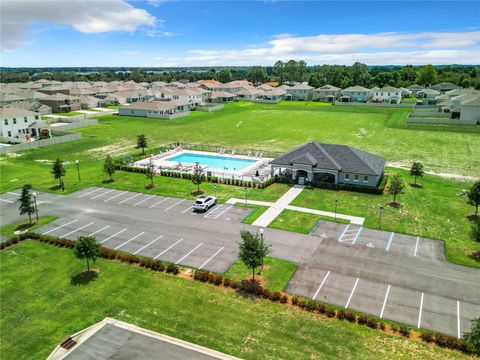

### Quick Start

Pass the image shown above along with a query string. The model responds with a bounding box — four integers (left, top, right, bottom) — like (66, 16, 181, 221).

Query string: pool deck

(133, 149, 271, 178)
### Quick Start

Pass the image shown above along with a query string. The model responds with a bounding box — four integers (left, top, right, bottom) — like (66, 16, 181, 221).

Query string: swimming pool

(167, 152, 257, 173)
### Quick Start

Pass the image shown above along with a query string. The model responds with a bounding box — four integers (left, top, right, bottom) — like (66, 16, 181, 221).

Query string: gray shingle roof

(270, 142, 385, 176)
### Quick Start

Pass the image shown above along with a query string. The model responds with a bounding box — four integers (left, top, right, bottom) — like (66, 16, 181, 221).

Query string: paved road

(1, 187, 479, 337)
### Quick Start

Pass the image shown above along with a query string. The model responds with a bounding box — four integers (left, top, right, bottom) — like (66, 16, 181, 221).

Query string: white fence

(195, 104, 224, 112)
(46, 119, 98, 130)
(0, 130, 81, 154)
(334, 101, 413, 108)
(407, 118, 478, 125)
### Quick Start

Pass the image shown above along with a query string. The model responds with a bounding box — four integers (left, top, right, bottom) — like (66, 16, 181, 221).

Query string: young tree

(238, 230, 271, 280)
(217, 68, 233, 83)
(191, 162, 204, 193)
(464, 316, 480, 356)
(467, 181, 480, 216)
(145, 156, 155, 187)
(388, 174, 404, 205)
(18, 184, 35, 224)
(74, 236, 100, 272)
(103, 154, 115, 181)
(409, 162, 424, 185)
(136, 134, 147, 155)
(52, 158, 66, 187)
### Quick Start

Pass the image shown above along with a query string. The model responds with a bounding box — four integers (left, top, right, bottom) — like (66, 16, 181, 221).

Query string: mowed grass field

(1, 102, 479, 196)
(0, 241, 471, 360)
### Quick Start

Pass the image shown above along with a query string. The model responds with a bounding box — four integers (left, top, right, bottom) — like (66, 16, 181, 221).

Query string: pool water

(168, 153, 257, 173)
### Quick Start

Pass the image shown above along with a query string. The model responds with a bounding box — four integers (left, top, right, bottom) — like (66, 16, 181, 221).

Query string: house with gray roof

(269, 142, 385, 187)
(416, 88, 440, 105)
(372, 86, 402, 104)
(312, 84, 341, 102)
(286, 82, 314, 101)
(431, 82, 460, 93)
(340, 86, 372, 102)
(406, 84, 424, 95)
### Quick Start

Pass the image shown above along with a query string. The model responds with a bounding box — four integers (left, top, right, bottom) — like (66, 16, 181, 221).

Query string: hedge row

(4, 232, 180, 275)
(114, 165, 275, 189)
(1, 237, 474, 355)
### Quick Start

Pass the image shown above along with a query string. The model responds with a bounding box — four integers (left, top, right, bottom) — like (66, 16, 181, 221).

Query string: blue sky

(1, 0, 479, 67)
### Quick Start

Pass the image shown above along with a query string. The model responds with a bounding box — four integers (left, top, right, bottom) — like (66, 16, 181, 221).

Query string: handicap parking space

(355, 228, 391, 251)
(312, 221, 347, 240)
(337, 224, 363, 244)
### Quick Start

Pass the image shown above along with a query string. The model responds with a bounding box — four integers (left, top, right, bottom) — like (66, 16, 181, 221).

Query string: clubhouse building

(270, 142, 385, 187)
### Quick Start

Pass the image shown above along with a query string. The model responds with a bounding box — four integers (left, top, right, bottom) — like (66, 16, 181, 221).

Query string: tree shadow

(49, 185, 62, 190)
(466, 214, 479, 222)
(468, 251, 480, 262)
(102, 179, 115, 184)
(70, 270, 98, 286)
(388, 202, 403, 209)
(409, 183, 423, 188)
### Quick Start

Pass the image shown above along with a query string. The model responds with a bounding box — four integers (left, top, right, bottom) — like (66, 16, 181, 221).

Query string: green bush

(270, 291, 282, 302)
(399, 325, 411, 337)
(420, 332, 434, 343)
(166, 263, 179, 275)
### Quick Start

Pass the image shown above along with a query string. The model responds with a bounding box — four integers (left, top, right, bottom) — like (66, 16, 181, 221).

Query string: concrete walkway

(226, 185, 365, 227)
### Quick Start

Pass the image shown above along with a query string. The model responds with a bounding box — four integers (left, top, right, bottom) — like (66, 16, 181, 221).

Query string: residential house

(269, 141, 385, 187)
(0, 107, 42, 142)
(118, 100, 191, 119)
(399, 87, 413, 98)
(209, 91, 237, 102)
(39, 93, 81, 113)
(237, 88, 265, 101)
(371, 86, 402, 104)
(6, 101, 52, 115)
(340, 86, 372, 102)
(257, 89, 286, 103)
(459, 97, 480, 124)
(312, 84, 341, 102)
(416, 89, 440, 105)
(0, 93, 27, 106)
(431, 82, 460, 93)
(286, 82, 314, 101)
(406, 84, 424, 95)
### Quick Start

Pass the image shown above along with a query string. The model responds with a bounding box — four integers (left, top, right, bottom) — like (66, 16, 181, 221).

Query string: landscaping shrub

(420, 332, 434, 343)
(240, 279, 260, 294)
(166, 263, 179, 275)
(317, 303, 326, 314)
(270, 291, 282, 302)
(230, 281, 241, 289)
(324, 306, 336, 318)
(194, 271, 210, 282)
(432, 333, 472, 353)
(254, 285, 265, 297)
(291, 296, 300, 306)
(223, 278, 232, 287)
(399, 324, 411, 337)
(280, 295, 288, 304)
(337, 309, 356, 323)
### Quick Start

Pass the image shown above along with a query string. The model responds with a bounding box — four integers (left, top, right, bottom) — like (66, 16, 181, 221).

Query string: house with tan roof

(372, 86, 402, 104)
(118, 100, 191, 119)
(340, 86, 372, 102)
(312, 84, 341, 102)
(39, 93, 81, 113)
(286, 82, 314, 101)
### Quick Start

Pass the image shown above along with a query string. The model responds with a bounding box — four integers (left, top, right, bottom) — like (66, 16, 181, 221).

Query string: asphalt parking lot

(1, 187, 479, 337)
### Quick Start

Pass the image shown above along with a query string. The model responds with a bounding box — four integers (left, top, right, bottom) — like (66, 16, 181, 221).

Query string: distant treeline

(1, 62, 479, 89)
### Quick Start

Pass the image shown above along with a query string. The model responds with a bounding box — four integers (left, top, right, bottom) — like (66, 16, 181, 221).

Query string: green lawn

(54, 111, 84, 116)
(1, 241, 470, 360)
(291, 168, 480, 267)
(237, 204, 270, 224)
(0, 216, 57, 239)
(224, 256, 297, 291)
(269, 209, 350, 234)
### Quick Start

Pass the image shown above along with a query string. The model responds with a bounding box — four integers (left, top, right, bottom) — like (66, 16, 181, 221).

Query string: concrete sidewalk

(226, 185, 364, 227)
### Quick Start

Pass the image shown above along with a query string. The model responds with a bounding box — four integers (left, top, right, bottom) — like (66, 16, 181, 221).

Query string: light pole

(214, 183, 217, 197)
(334, 199, 339, 220)
(75, 160, 81, 182)
(378, 206, 383, 228)
(259, 228, 265, 274)
(244, 186, 247, 207)
(32, 192, 39, 222)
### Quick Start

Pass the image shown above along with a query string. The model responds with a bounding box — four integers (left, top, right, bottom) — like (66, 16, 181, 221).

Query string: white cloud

(1, 0, 156, 51)
(147, 30, 180, 38)
(183, 31, 480, 65)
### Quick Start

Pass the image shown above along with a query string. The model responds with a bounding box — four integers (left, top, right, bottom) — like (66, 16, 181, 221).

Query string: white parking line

(7, 192, 20, 196)
(417, 292, 424, 328)
(118, 193, 141, 204)
(214, 205, 233, 219)
(88, 225, 111, 236)
(352, 228, 363, 245)
(148, 197, 170, 209)
(154, 238, 183, 259)
(133, 235, 163, 255)
(100, 228, 127, 243)
(133, 195, 156, 207)
(337, 224, 350, 241)
(42, 219, 78, 235)
(78, 188, 101, 198)
(104, 191, 128, 202)
(199, 247, 225, 269)
(0, 198, 14, 203)
(313, 271, 331, 300)
(164, 199, 185, 212)
(385, 232, 394, 251)
(114, 231, 145, 250)
(457, 301, 461, 339)
(414, 236, 420, 257)
(61, 222, 94, 238)
(380, 284, 391, 318)
(91, 189, 115, 200)
(345, 278, 360, 308)
(175, 243, 203, 265)
(181, 205, 193, 214)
